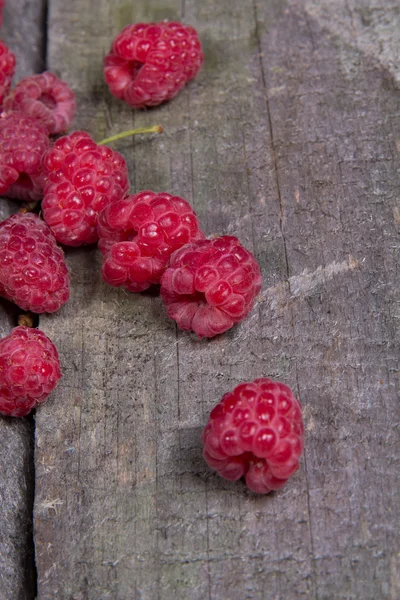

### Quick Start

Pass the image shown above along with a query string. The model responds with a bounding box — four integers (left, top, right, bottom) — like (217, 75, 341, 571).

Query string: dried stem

(98, 125, 163, 145)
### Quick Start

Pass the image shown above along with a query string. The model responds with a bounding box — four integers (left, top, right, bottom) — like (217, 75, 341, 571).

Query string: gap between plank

(30, 1, 50, 597)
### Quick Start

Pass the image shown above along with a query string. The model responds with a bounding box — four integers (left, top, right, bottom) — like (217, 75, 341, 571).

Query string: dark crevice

(29, 2, 49, 598)
(252, 0, 290, 282)
(38, 92, 57, 109)
(23, 412, 37, 600)
(40, 0, 49, 72)
(129, 60, 143, 80)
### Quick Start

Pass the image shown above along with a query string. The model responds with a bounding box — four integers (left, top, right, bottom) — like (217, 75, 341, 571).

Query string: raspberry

(0, 40, 16, 107)
(42, 131, 129, 246)
(160, 236, 262, 338)
(202, 379, 304, 494)
(98, 190, 204, 292)
(104, 21, 203, 108)
(0, 213, 70, 313)
(0, 112, 50, 201)
(0, 326, 61, 417)
(4, 71, 76, 135)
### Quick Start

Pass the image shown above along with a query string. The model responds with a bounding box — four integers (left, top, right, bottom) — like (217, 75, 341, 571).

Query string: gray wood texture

(0, 2, 46, 598)
(31, 0, 400, 599)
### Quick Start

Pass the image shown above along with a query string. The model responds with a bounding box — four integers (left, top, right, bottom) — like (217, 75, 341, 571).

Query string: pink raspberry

(0, 213, 70, 313)
(0, 112, 50, 201)
(104, 21, 203, 108)
(0, 40, 16, 107)
(98, 190, 204, 292)
(160, 236, 262, 338)
(202, 379, 304, 494)
(4, 71, 76, 135)
(0, 326, 61, 417)
(42, 131, 129, 246)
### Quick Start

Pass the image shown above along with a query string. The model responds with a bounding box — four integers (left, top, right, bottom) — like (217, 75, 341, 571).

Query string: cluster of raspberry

(0, 14, 304, 494)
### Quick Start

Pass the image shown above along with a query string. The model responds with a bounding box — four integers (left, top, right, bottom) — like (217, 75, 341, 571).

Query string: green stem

(98, 125, 163, 145)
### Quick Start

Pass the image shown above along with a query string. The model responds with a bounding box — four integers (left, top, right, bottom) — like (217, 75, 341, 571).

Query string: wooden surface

(1, 0, 399, 598)
(0, 2, 46, 599)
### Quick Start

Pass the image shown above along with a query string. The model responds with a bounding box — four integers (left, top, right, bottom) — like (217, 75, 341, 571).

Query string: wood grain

(0, 2, 47, 598)
(34, 0, 400, 599)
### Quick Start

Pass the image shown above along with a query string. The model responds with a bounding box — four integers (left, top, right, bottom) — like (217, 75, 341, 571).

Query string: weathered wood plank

(254, 1, 400, 598)
(34, 0, 400, 599)
(0, 2, 46, 599)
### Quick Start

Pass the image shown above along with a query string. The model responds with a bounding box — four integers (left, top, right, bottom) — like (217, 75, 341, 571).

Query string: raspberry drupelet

(0, 326, 61, 417)
(0, 40, 16, 107)
(98, 190, 204, 292)
(42, 131, 129, 246)
(4, 71, 76, 135)
(104, 21, 203, 108)
(0, 112, 50, 201)
(0, 213, 70, 313)
(160, 235, 262, 338)
(202, 379, 304, 494)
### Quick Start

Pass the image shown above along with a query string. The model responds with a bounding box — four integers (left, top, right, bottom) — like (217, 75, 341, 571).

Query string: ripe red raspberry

(160, 236, 262, 338)
(4, 72, 76, 135)
(202, 379, 304, 494)
(0, 41, 16, 107)
(98, 191, 204, 292)
(0, 326, 61, 417)
(104, 21, 203, 108)
(0, 213, 70, 313)
(42, 131, 129, 246)
(0, 112, 50, 201)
